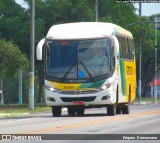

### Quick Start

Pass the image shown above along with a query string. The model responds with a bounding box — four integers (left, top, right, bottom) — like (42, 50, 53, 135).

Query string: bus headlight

(45, 85, 58, 92)
(99, 83, 111, 91)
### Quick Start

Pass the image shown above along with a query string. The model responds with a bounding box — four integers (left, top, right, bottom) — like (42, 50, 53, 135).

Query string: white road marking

(0, 119, 27, 124)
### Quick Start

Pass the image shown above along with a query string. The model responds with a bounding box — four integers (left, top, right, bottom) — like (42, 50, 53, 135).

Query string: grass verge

(0, 104, 50, 118)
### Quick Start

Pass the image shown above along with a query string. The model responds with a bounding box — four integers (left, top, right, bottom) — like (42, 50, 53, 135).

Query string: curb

(132, 101, 160, 105)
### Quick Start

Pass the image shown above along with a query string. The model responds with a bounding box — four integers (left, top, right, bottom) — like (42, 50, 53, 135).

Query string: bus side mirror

(111, 36, 119, 58)
(37, 38, 45, 60)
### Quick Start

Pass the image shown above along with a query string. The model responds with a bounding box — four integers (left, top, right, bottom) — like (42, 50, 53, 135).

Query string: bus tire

(122, 103, 130, 114)
(68, 107, 76, 116)
(77, 107, 85, 116)
(116, 107, 121, 114)
(116, 85, 121, 114)
(122, 86, 131, 114)
(51, 106, 62, 117)
(116, 85, 119, 103)
(107, 105, 116, 116)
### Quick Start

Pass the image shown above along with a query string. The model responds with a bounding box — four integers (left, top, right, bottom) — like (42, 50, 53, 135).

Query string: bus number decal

(63, 86, 74, 90)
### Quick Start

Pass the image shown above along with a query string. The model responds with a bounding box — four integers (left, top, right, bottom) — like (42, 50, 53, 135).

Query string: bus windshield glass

(45, 38, 111, 80)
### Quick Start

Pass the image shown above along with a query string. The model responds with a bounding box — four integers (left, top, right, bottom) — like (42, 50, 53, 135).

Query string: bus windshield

(45, 38, 111, 80)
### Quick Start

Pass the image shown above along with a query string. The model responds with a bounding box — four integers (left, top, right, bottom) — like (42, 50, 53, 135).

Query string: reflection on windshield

(45, 39, 111, 80)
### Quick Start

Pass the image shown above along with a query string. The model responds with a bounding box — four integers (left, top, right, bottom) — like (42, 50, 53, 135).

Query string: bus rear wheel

(122, 87, 131, 114)
(122, 103, 130, 114)
(107, 105, 116, 116)
(51, 106, 62, 117)
(116, 107, 121, 114)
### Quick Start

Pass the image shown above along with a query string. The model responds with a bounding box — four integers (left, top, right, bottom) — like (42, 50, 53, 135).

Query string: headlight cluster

(45, 85, 59, 92)
(99, 83, 111, 91)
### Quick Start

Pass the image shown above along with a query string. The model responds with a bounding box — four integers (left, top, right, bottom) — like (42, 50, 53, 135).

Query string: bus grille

(60, 96, 96, 102)
(58, 90, 99, 95)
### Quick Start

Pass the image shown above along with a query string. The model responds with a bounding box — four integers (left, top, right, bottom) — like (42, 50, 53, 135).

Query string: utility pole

(29, 0, 35, 110)
(0, 78, 4, 105)
(139, 40, 142, 102)
(139, 2, 141, 16)
(19, 69, 22, 105)
(94, 0, 98, 22)
(138, 2, 142, 103)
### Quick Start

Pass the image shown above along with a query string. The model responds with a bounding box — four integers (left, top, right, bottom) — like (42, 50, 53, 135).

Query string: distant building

(149, 77, 160, 98)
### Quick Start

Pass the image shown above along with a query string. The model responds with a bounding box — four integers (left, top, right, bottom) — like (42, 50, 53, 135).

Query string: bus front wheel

(51, 106, 62, 117)
(107, 105, 116, 116)
(68, 107, 76, 116)
(77, 108, 85, 116)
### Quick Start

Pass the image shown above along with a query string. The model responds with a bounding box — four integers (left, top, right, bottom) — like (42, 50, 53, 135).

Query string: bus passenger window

(131, 39, 135, 61)
(121, 37, 125, 59)
(127, 38, 132, 60)
(117, 35, 122, 59)
(120, 37, 123, 59)
(125, 38, 128, 59)
(111, 42, 115, 71)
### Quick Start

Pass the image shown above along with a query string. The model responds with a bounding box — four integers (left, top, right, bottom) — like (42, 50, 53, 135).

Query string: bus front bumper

(45, 87, 116, 107)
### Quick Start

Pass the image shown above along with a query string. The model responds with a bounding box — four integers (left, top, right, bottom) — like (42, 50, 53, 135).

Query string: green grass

(0, 104, 51, 118)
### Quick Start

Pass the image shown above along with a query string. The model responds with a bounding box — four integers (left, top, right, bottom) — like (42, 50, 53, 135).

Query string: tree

(0, 0, 31, 55)
(97, 0, 138, 27)
(0, 38, 29, 103)
(0, 38, 28, 77)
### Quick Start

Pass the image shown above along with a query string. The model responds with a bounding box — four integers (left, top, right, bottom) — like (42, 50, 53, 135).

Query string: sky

(15, 0, 28, 9)
(134, 3, 160, 16)
(15, 0, 160, 17)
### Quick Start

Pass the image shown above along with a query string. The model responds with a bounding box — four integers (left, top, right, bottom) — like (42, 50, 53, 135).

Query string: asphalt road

(0, 103, 160, 143)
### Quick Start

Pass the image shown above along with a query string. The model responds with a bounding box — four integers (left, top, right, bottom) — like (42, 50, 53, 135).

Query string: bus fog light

(101, 95, 110, 100)
(47, 97, 55, 102)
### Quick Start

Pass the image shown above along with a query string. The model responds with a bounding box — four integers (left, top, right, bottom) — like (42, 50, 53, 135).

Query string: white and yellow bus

(37, 22, 136, 117)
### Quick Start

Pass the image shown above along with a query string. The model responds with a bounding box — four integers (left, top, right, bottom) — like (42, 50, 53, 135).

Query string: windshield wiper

(79, 60, 93, 80)
(62, 62, 77, 80)
(62, 60, 93, 80)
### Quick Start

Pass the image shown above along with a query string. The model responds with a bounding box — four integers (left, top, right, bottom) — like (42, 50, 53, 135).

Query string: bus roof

(46, 22, 133, 40)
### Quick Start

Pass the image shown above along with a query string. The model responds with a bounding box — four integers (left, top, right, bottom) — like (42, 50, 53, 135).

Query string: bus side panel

(124, 60, 136, 102)
(119, 59, 127, 98)
(115, 59, 126, 103)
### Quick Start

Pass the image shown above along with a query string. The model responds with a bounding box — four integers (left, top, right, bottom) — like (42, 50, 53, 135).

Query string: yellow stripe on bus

(50, 81, 81, 90)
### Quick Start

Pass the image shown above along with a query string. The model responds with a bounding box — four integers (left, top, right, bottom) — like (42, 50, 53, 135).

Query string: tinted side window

(125, 38, 129, 59)
(122, 37, 126, 59)
(127, 38, 131, 60)
(131, 39, 135, 60)
(116, 35, 122, 59)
